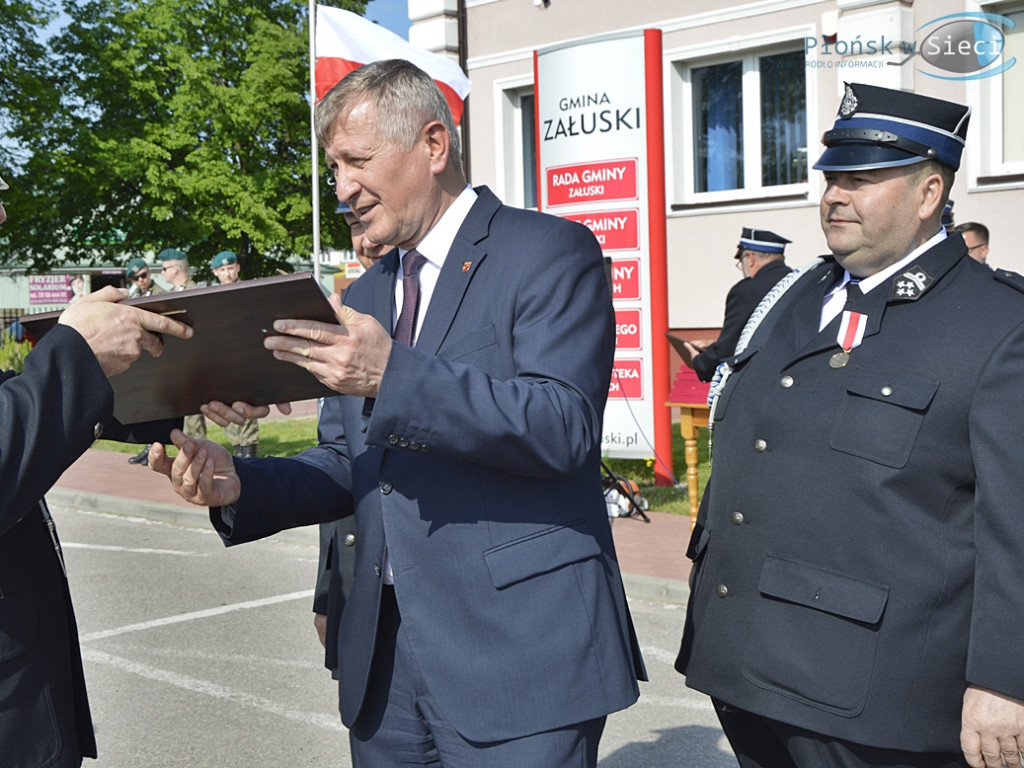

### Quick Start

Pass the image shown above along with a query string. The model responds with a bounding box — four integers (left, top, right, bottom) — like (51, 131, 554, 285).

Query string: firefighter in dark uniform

(679, 228, 792, 382)
(676, 82, 1024, 768)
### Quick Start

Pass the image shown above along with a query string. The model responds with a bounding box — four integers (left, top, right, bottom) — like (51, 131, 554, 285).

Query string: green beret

(125, 257, 149, 278)
(157, 247, 188, 263)
(210, 250, 238, 269)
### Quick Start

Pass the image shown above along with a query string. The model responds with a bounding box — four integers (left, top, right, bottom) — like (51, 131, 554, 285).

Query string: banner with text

(535, 30, 672, 477)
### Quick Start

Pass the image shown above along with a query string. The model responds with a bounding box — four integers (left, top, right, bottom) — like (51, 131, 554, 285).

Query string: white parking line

(80, 590, 314, 642)
(81, 647, 346, 733)
(62, 542, 213, 557)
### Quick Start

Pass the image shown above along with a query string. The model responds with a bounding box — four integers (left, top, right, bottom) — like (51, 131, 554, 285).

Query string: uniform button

(731, 512, 745, 526)
(779, 376, 794, 389)
(93, 422, 104, 439)
(387, 435, 399, 445)
(344, 533, 356, 547)
(753, 439, 767, 453)
(409, 442, 420, 451)
(398, 438, 410, 448)
(715, 584, 729, 598)
(373, 564, 381, 576)
(881, 385, 893, 397)
(380, 480, 393, 495)
(421, 445, 430, 453)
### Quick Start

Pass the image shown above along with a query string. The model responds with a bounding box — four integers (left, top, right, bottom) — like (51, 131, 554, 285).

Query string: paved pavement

(51, 401, 693, 604)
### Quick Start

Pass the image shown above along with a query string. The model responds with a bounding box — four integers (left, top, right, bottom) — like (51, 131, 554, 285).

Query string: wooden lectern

(665, 363, 711, 531)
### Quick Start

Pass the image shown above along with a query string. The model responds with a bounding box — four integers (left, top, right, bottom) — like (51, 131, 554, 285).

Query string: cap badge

(839, 84, 859, 119)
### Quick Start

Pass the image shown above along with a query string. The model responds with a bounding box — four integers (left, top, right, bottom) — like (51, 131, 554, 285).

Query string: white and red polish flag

(314, 5, 471, 124)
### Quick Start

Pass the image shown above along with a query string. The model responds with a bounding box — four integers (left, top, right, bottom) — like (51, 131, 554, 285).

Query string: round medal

(829, 351, 850, 369)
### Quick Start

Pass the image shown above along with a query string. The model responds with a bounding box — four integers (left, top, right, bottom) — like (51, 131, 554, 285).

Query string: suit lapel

(414, 187, 501, 356)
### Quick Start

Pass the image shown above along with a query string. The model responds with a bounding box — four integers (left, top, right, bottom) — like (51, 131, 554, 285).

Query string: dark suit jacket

(677, 234, 1024, 752)
(692, 259, 791, 382)
(312, 517, 356, 678)
(211, 186, 645, 742)
(0, 326, 176, 768)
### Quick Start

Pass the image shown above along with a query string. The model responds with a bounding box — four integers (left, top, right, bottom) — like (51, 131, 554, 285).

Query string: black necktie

(393, 250, 426, 346)
(845, 279, 863, 306)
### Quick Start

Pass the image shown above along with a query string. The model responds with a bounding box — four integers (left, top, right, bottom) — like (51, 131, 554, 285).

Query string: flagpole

(309, 0, 321, 287)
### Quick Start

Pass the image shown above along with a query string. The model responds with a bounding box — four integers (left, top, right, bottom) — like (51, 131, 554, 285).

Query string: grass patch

(96, 417, 319, 458)
(604, 426, 710, 516)
(96, 417, 708, 515)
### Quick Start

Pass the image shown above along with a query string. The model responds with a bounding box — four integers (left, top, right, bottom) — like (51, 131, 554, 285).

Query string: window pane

(692, 61, 743, 192)
(520, 93, 538, 208)
(760, 51, 807, 186)
(1003, 10, 1024, 164)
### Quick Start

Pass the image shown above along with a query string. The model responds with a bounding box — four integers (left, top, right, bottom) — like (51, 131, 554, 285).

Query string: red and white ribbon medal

(829, 311, 866, 369)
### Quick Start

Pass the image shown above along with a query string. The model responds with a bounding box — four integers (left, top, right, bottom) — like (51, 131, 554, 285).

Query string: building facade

(411, 0, 1024, 336)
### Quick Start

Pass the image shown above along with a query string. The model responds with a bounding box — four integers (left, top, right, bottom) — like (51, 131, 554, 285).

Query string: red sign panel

(609, 258, 641, 302)
(608, 358, 643, 399)
(615, 308, 642, 350)
(563, 209, 639, 251)
(546, 158, 638, 206)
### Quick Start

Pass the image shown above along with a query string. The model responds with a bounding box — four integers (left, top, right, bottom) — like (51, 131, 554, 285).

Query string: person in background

(676, 82, 1024, 768)
(942, 198, 955, 229)
(125, 257, 167, 299)
(151, 59, 644, 768)
(953, 221, 990, 264)
(311, 204, 385, 672)
(155, 248, 206, 443)
(158, 248, 198, 292)
(125, 256, 169, 464)
(678, 227, 792, 382)
(209, 250, 258, 458)
(0, 171, 192, 768)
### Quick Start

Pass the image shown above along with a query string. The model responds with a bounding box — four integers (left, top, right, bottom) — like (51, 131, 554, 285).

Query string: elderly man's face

(325, 100, 442, 250)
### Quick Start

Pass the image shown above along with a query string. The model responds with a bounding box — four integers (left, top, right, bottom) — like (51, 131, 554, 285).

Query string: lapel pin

(462, 261, 472, 272)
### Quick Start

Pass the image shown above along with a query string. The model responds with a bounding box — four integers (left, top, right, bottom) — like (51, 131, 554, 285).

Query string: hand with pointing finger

(58, 285, 193, 377)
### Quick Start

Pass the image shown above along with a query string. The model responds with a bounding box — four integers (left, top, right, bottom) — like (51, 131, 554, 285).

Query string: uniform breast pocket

(829, 368, 939, 468)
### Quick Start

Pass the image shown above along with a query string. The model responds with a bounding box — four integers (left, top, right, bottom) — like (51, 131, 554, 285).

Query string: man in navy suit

(677, 83, 1024, 768)
(0, 173, 193, 767)
(152, 59, 644, 767)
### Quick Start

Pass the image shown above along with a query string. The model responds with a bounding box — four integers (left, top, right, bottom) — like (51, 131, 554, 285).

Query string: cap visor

(813, 144, 926, 172)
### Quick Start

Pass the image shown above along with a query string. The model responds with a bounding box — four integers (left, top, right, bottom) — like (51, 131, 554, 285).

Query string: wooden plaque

(21, 273, 338, 424)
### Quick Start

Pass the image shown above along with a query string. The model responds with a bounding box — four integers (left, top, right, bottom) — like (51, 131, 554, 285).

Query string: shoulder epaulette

(994, 269, 1024, 294)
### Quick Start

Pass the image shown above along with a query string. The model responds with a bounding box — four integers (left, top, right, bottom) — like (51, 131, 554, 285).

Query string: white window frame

(667, 26, 816, 207)
(966, 0, 1024, 186)
(493, 75, 538, 209)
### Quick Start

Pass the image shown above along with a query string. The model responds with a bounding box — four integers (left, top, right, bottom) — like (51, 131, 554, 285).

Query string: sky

(364, 0, 412, 39)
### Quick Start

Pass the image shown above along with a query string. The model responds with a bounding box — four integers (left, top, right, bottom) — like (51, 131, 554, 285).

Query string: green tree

(6, 0, 365, 277)
(0, 0, 59, 163)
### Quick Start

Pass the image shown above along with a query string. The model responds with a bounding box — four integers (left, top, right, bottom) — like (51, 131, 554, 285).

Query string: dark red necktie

(393, 250, 426, 346)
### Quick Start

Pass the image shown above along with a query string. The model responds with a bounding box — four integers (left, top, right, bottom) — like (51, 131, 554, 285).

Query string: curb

(46, 488, 689, 604)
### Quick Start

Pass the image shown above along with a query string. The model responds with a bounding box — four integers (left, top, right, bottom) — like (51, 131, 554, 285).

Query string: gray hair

(315, 59, 462, 174)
